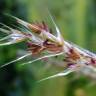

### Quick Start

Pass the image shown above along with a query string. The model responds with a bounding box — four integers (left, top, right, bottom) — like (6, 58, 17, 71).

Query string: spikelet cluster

(0, 15, 96, 82)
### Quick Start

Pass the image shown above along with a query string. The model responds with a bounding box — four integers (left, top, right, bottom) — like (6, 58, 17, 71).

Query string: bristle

(0, 34, 12, 41)
(0, 28, 10, 34)
(0, 53, 32, 68)
(48, 11, 64, 45)
(38, 68, 73, 82)
(4, 14, 29, 28)
(21, 52, 64, 66)
(0, 23, 13, 32)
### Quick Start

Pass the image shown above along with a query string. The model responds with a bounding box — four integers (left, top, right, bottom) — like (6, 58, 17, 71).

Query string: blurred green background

(0, 0, 96, 96)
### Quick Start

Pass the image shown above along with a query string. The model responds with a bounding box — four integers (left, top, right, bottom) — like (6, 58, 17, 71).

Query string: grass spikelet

(0, 13, 96, 82)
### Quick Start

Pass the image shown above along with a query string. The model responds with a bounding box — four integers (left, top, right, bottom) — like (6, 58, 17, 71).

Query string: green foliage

(0, 0, 96, 96)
